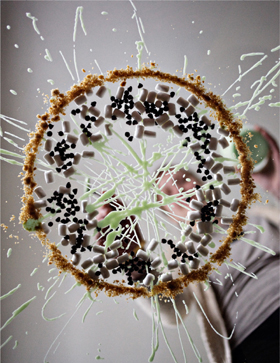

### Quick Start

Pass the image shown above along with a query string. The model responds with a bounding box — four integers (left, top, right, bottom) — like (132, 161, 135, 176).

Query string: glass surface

(1, 2, 279, 363)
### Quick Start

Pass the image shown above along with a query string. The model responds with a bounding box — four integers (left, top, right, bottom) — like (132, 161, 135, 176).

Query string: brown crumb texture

(20, 66, 257, 299)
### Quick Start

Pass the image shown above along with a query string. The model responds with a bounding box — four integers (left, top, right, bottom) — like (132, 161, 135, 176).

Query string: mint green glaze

(86, 183, 123, 213)
(23, 218, 43, 231)
(7, 248, 12, 258)
(240, 52, 264, 61)
(105, 226, 122, 250)
(42, 292, 66, 321)
(241, 236, 275, 255)
(0, 335, 13, 349)
(1, 296, 36, 331)
(26, 12, 41, 35)
(133, 308, 139, 321)
(0, 284, 21, 301)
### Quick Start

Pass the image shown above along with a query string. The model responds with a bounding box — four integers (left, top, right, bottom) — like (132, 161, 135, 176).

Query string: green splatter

(1, 296, 36, 331)
(0, 284, 21, 301)
(7, 248, 12, 258)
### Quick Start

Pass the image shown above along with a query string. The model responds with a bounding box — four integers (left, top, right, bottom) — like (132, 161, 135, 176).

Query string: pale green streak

(0, 335, 13, 349)
(7, 248, 12, 258)
(44, 49, 52, 62)
(3, 137, 23, 150)
(4, 131, 25, 141)
(241, 236, 275, 255)
(65, 282, 80, 294)
(133, 308, 139, 321)
(26, 12, 40, 35)
(225, 261, 258, 279)
(41, 292, 66, 321)
(82, 301, 94, 323)
(37, 283, 44, 291)
(240, 52, 264, 61)
(73, 7, 87, 42)
(13, 340, 18, 350)
(1, 296, 36, 331)
(269, 102, 280, 107)
(174, 303, 187, 363)
(45, 278, 59, 300)
(149, 297, 159, 362)
(59, 51, 75, 81)
(30, 268, 38, 276)
(0, 114, 30, 132)
(10, 90, 17, 95)
(271, 45, 280, 52)
(0, 156, 23, 166)
(0, 284, 21, 301)
(154, 296, 178, 363)
(193, 292, 235, 341)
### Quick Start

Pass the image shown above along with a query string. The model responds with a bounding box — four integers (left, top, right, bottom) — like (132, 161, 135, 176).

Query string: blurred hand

(95, 196, 142, 253)
(95, 195, 146, 281)
(252, 126, 280, 200)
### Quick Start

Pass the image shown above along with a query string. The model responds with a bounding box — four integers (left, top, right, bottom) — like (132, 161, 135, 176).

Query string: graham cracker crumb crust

(20, 65, 258, 299)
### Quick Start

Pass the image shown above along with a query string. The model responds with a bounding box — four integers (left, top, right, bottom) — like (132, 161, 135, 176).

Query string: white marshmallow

(96, 86, 106, 98)
(74, 95, 87, 105)
(34, 186, 46, 199)
(63, 167, 76, 178)
(44, 170, 54, 184)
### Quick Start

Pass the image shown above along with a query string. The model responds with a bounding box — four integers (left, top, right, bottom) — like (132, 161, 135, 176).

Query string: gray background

(1, 1, 279, 363)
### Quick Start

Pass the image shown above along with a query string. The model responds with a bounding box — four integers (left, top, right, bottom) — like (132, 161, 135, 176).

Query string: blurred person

(96, 127, 279, 363)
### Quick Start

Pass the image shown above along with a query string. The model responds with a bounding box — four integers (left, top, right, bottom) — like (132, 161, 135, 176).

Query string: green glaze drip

(26, 12, 40, 35)
(0, 284, 21, 301)
(73, 7, 87, 42)
(240, 52, 264, 61)
(105, 226, 122, 250)
(241, 236, 275, 255)
(59, 51, 75, 81)
(269, 102, 280, 107)
(133, 308, 139, 321)
(7, 248, 12, 258)
(172, 298, 202, 362)
(44, 49, 52, 62)
(0, 335, 13, 349)
(82, 301, 94, 323)
(271, 45, 280, 52)
(86, 183, 123, 212)
(1, 296, 36, 331)
(30, 268, 38, 276)
(23, 218, 43, 232)
(42, 292, 66, 321)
